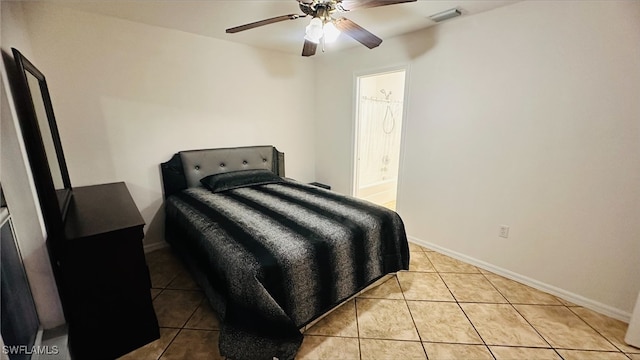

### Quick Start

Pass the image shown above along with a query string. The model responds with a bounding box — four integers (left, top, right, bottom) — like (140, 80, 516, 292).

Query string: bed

(161, 145, 409, 360)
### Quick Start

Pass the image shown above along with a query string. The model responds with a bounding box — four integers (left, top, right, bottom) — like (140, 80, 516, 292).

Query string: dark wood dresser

(61, 182, 159, 359)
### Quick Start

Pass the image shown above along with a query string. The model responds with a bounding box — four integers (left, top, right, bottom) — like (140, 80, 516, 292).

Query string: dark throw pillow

(200, 169, 283, 193)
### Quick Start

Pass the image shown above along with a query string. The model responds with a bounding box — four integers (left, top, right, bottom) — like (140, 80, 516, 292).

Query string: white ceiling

(55, 0, 520, 56)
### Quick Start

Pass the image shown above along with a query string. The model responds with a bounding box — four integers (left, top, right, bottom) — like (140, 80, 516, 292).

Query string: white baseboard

(143, 241, 169, 254)
(407, 236, 632, 323)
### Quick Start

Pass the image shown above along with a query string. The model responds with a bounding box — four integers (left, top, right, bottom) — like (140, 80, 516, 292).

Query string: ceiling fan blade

(226, 14, 305, 33)
(338, 0, 416, 11)
(334, 17, 382, 49)
(302, 39, 318, 57)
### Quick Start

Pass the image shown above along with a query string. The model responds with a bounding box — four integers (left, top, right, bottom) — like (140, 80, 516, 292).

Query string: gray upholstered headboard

(160, 145, 285, 199)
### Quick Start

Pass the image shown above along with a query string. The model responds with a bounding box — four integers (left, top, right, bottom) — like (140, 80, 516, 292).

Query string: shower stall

(354, 69, 405, 209)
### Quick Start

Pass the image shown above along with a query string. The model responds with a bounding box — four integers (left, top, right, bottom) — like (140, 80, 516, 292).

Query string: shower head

(380, 89, 392, 100)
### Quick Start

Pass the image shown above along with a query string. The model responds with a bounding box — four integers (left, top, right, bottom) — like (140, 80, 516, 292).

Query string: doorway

(353, 68, 406, 210)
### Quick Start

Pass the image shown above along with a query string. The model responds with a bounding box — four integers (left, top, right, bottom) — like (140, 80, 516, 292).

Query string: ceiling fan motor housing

(299, 0, 340, 19)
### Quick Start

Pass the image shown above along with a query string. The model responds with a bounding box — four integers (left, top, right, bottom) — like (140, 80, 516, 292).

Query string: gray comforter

(164, 180, 409, 359)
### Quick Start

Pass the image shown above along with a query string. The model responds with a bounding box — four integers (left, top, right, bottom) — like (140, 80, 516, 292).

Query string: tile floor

(382, 200, 396, 211)
(119, 243, 639, 360)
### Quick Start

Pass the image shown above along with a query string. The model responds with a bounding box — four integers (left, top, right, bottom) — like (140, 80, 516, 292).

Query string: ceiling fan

(226, 0, 417, 57)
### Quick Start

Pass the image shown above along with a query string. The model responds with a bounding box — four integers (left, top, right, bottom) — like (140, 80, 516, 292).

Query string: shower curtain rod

(361, 96, 403, 104)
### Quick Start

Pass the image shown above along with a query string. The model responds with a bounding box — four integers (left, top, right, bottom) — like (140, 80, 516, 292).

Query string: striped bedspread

(165, 181, 409, 360)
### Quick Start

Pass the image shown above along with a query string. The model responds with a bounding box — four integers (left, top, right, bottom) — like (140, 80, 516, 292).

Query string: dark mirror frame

(10, 48, 71, 262)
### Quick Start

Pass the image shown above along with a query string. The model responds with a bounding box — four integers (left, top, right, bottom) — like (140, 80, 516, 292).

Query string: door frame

(351, 64, 411, 203)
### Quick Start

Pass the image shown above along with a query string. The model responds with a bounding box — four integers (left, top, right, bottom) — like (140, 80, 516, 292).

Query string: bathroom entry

(354, 69, 406, 210)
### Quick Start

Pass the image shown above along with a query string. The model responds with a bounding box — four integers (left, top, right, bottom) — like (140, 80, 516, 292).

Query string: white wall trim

(408, 235, 632, 323)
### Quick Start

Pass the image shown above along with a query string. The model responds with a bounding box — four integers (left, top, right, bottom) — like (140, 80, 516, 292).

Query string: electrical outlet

(499, 225, 510, 238)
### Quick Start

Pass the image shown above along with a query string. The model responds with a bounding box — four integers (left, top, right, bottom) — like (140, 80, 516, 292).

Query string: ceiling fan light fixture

(304, 17, 323, 43)
(323, 21, 341, 43)
(227, 0, 419, 57)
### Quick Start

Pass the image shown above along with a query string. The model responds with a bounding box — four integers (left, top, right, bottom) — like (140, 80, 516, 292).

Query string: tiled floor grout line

(157, 328, 181, 360)
(513, 311, 565, 360)
(564, 306, 631, 355)
(182, 297, 207, 329)
(438, 256, 586, 359)
(419, 269, 626, 355)
(152, 282, 207, 359)
(430, 248, 563, 359)
(425, 248, 500, 357)
(354, 297, 362, 360)
(477, 270, 564, 359)
(434, 267, 497, 360)
(412, 248, 429, 360)
(513, 302, 629, 356)
(420, 245, 639, 357)
(396, 273, 430, 359)
(408, 248, 433, 359)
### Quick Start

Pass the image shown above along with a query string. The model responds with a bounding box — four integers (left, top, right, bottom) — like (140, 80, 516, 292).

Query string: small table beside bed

(160, 145, 409, 360)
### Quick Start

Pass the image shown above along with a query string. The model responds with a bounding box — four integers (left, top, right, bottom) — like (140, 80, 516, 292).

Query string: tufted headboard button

(195, 165, 200, 170)
(262, 158, 267, 163)
(220, 163, 225, 168)
(242, 160, 248, 165)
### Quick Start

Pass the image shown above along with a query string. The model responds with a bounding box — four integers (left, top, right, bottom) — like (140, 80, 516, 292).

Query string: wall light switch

(499, 225, 510, 238)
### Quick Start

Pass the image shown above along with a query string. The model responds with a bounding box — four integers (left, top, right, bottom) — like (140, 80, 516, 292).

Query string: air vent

(429, 8, 462, 23)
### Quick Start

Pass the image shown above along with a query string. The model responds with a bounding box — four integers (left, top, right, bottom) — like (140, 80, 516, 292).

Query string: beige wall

(4, 0, 639, 326)
(20, 3, 317, 250)
(315, 0, 640, 320)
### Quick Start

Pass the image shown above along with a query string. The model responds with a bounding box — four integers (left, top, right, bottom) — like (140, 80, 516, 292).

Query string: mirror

(10, 48, 72, 233)
(26, 74, 65, 189)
